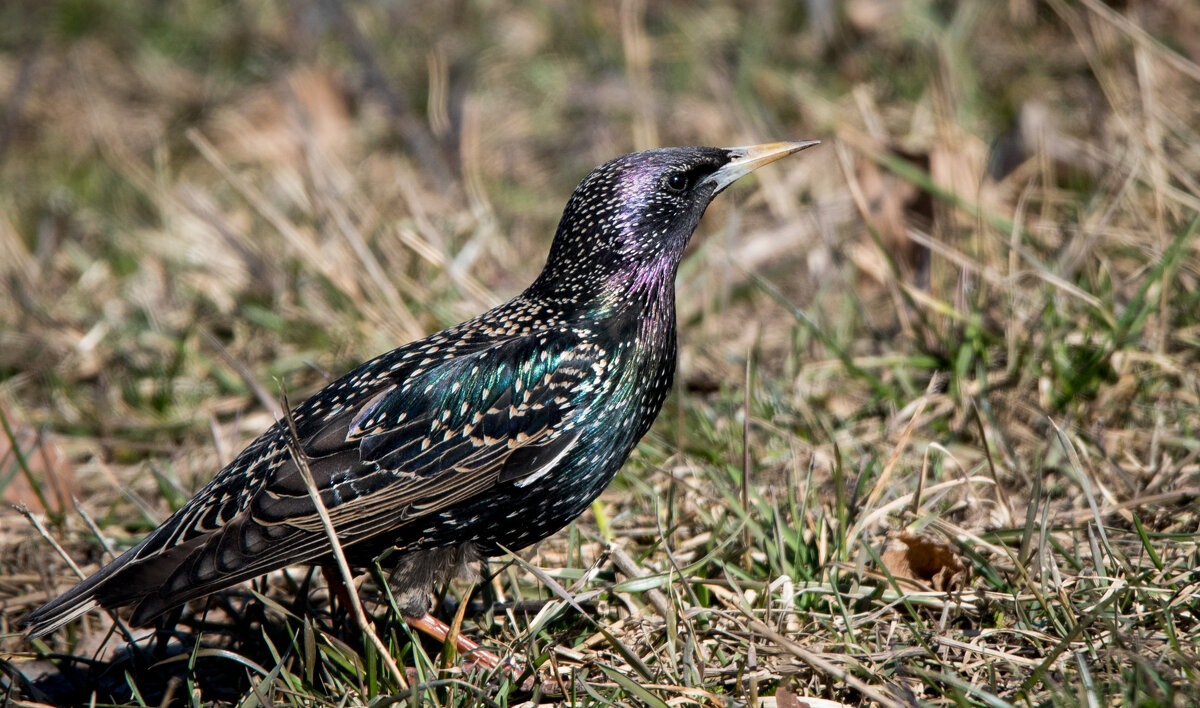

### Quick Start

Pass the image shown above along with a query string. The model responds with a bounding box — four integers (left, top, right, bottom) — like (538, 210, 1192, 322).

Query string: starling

(22, 141, 817, 645)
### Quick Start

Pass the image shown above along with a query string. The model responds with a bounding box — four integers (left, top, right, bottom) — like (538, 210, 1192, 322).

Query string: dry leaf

(0, 402, 76, 515)
(774, 674, 856, 708)
(879, 530, 968, 591)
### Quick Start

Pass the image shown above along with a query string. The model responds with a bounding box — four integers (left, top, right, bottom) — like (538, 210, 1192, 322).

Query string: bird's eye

(665, 173, 689, 193)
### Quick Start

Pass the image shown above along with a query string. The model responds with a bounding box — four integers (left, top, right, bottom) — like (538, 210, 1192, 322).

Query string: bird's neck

(605, 258, 678, 322)
(530, 256, 678, 326)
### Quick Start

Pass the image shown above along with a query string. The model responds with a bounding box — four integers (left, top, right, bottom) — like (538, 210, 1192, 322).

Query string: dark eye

(665, 173, 689, 193)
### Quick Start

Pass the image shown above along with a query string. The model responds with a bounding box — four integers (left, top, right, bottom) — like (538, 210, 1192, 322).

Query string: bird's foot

(403, 612, 563, 694)
(404, 611, 508, 671)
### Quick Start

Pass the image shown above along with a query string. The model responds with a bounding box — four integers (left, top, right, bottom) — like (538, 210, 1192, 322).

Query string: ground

(0, 1, 1199, 706)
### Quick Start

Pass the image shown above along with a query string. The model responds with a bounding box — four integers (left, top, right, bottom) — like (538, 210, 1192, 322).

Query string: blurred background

(1, 0, 1199, 705)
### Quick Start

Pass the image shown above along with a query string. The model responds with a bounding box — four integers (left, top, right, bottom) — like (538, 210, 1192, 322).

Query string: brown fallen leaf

(0, 402, 77, 515)
(879, 530, 968, 591)
(776, 673, 856, 708)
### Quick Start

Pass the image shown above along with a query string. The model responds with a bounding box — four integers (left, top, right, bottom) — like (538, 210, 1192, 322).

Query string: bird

(22, 140, 818, 656)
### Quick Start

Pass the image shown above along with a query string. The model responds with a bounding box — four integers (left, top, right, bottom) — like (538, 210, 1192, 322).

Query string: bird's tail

(21, 542, 153, 639)
(21, 595, 102, 639)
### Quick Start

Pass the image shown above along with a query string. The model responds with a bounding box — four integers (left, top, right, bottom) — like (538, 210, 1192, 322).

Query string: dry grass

(1, 0, 1199, 705)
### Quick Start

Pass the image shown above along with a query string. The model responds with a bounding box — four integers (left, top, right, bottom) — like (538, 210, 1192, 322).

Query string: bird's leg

(151, 606, 183, 658)
(405, 614, 564, 695)
(321, 565, 354, 620)
(321, 567, 557, 693)
(404, 612, 506, 672)
(322, 565, 508, 672)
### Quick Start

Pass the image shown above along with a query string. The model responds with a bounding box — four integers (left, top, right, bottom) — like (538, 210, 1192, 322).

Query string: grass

(1, 0, 1199, 705)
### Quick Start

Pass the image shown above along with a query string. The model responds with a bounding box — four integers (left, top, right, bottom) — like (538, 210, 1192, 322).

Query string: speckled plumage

(22, 141, 816, 638)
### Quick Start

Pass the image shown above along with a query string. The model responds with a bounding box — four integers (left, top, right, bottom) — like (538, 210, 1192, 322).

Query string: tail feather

(22, 597, 102, 640)
(21, 530, 190, 639)
(22, 516, 328, 638)
(20, 550, 143, 639)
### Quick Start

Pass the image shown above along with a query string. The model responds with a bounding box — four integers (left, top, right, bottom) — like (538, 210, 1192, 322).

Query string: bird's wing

(252, 329, 604, 534)
(104, 329, 611, 623)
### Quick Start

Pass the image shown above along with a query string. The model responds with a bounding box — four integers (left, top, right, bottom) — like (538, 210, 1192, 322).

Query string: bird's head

(530, 141, 818, 308)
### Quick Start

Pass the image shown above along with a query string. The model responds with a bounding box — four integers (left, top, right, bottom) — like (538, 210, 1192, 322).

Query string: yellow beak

(701, 140, 820, 193)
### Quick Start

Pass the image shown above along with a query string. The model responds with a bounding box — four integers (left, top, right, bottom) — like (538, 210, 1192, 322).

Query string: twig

(864, 375, 936, 512)
(202, 330, 283, 419)
(742, 349, 753, 568)
(277, 391, 408, 690)
(18, 505, 85, 580)
(608, 544, 672, 618)
(502, 544, 655, 681)
(725, 597, 902, 708)
(71, 496, 119, 563)
(971, 400, 1015, 523)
